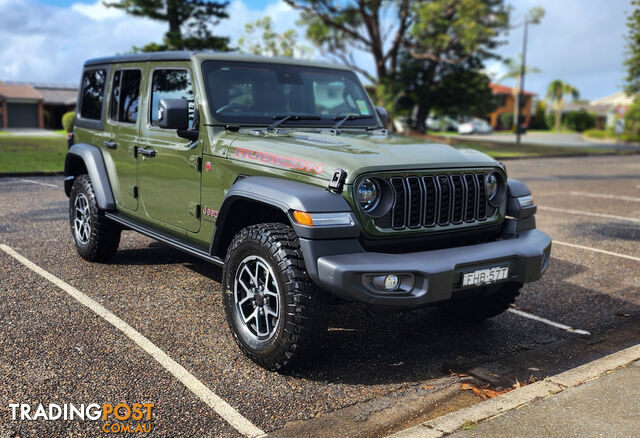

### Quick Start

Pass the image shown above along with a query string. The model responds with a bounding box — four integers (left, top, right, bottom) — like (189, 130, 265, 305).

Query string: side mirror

(376, 106, 389, 128)
(157, 98, 190, 130)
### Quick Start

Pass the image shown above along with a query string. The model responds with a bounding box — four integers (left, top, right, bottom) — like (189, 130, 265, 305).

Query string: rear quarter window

(80, 69, 106, 120)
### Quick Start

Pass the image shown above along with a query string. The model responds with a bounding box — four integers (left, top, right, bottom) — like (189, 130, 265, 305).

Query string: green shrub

(544, 112, 555, 130)
(562, 110, 596, 132)
(498, 112, 513, 129)
(583, 129, 610, 139)
(62, 111, 75, 133)
(529, 100, 549, 130)
(624, 98, 640, 136)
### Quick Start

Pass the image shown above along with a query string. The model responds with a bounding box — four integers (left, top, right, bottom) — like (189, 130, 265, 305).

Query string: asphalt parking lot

(1, 155, 639, 437)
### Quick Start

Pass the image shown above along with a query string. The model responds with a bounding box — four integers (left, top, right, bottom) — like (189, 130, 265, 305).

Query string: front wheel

(222, 223, 329, 371)
(68, 174, 121, 262)
(438, 282, 521, 322)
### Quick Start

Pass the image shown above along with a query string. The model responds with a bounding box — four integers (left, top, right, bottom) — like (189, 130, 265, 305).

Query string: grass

(53, 129, 68, 136)
(451, 141, 624, 159)
(0, 135, 67, 173)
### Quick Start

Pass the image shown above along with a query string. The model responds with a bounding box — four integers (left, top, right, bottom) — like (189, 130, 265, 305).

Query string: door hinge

(197, 157, 202, 173)
(129, 185, 138, 199)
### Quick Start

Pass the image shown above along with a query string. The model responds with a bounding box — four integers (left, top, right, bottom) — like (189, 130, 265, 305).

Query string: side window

(80, 69, 106, 120)
(150, 69, 194, 127)
(109, 69, 142, 123)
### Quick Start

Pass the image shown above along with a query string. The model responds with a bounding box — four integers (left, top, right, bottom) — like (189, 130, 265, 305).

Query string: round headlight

(486, 172, 504, 206)
(357, 178, 380, 211)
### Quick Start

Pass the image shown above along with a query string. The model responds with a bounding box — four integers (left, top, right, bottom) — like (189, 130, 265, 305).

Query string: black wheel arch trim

(506, 178, 536, 219)
(209, 176, 361, 257)
(64, 143, 116, 211)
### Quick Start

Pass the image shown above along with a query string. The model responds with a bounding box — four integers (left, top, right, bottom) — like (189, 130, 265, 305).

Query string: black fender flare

(506, 178, 536, 218)
(209, 176, 360, 256)
(64, 144, 116, 211)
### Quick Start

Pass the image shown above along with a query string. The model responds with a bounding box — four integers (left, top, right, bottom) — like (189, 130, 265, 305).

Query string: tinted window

(80, 69, 106, 120)
(202, 61, 374, 126)
(109, 69, 141, 123)
(150, 69, 194, 126)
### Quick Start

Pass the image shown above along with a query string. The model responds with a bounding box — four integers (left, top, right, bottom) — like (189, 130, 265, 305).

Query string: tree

(546, 79, 579, 131)
(286, 0, 510, 131)
(105, 0, 231, 52)
(391, 51, 498, 128)
(496, 56, 540, 129)
(237, 17, 312, 58)
(624, 0, 640, 94)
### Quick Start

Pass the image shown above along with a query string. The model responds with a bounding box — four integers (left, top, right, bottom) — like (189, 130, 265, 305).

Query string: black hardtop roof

(84, 51, 196, 66)
(82, 51, 350, 71)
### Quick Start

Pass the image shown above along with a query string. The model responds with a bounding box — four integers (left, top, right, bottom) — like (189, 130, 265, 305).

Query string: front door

(104, 67, 143, 211)
(138, 65, 201, 233)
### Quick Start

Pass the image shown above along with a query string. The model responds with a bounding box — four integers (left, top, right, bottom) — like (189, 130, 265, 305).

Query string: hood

(227, 130, 498, 184)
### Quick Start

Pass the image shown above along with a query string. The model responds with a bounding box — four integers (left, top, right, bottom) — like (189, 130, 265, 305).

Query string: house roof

(0, 82, 42, 101)
(36, 87, 77, 106)
(489, 83, 536, 96)
(590, 91, 634, 107)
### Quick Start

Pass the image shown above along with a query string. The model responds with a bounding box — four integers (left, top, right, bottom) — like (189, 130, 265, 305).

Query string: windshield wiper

(331, 114, 373, 131)
(267, 114, 321, 131)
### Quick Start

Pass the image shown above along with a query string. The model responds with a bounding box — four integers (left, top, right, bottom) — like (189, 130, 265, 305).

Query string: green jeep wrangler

(65, 51, 551, 370)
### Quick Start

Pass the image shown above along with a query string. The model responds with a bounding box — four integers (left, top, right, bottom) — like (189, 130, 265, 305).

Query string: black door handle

(103, 140, 117, 149)
(138, 148, 156, 158)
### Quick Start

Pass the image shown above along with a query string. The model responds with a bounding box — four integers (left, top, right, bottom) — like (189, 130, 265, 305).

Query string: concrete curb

(387, 344, 640, 438)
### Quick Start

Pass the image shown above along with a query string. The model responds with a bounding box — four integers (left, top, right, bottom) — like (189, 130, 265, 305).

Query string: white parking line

(507, 308, 591, 336)
(0, 244, 265, 438)
(554, 240, 640, 262)
(569, 191, 640, 203)
(16, 178, 58, 188)
(537, 206, 640, 224)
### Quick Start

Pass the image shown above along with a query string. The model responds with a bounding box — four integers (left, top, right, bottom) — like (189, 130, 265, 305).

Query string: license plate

(462, 266, 509, 287)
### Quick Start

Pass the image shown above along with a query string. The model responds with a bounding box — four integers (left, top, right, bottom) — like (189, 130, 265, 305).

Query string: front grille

(375, 172, 493, 231)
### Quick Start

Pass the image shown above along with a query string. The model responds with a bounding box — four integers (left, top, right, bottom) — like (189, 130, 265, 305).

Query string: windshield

(202, 60, 376, 127)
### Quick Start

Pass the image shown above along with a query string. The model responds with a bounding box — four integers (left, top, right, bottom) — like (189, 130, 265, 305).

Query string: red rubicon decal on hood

(234, 147, 325, 175)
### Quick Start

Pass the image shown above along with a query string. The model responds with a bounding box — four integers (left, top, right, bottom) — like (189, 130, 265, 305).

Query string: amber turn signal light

(293, 210, 314, 226)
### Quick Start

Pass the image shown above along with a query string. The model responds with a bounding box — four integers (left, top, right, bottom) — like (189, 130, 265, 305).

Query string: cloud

(0, 0, 165, 84)
(0, 0, 630, 101)
(0, 0, 306, 85)
(495, 0, 630, 100)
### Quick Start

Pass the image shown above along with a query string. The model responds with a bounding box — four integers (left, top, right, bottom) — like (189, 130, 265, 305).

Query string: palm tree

(497, 56, 540, 130)
(546, 80, 579, 131)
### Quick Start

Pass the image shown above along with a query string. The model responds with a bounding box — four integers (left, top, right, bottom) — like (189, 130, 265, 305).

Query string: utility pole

(516, 20, 529, 146)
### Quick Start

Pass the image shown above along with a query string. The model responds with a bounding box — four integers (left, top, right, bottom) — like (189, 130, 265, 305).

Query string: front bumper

(310, 229, 551, 309)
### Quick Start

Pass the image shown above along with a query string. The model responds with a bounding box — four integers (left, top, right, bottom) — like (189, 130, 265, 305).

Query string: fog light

(384, 275, 399, 291)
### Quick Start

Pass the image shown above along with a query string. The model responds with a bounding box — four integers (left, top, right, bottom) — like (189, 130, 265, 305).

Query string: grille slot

(406, 176, 423, 228)
(476, 173, 487, 220)
(390, 177, 407, 229)
(450, 175, 464, 224)
(383, 171, 493, 231)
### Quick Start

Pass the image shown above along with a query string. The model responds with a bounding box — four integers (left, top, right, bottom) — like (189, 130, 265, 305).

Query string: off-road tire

(438, 282, 521, 322)
(223, 223, 330, 371)
(69, 174, 121, 262)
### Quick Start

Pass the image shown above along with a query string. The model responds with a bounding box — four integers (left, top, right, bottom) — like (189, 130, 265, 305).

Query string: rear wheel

(69, 174, 121, 262)
(223, 223, 329, 371)
(438, 282, 521, 322)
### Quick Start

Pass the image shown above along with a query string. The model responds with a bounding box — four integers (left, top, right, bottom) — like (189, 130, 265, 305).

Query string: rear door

(103, 66, 144, 212)
(137, 64, 201, 233)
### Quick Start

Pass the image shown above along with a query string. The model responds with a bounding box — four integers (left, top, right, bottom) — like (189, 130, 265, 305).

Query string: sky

(0, 0, 632, 101)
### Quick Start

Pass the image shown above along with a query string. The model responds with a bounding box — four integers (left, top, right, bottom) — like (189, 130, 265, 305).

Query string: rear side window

(150, 69, 194, 126)
(109, 69, 142, 123)
(80, 69, 106, 120)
